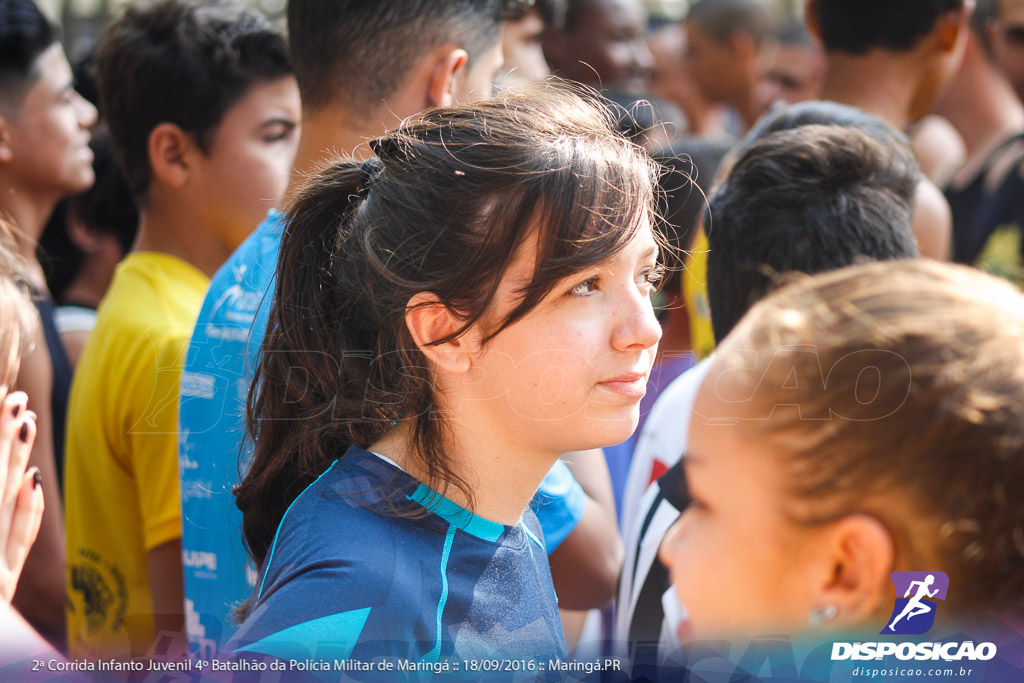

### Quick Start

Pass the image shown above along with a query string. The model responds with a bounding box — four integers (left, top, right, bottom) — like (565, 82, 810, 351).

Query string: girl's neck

(371, 419, 556, 526)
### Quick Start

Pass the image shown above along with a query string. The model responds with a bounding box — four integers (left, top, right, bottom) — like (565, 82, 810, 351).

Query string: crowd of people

(0, 0, 1022, 679)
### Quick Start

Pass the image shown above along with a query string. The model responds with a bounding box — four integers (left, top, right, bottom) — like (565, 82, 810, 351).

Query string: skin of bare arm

(912, 178, 953, 261)
(549, 448, 624, 610)
(910, 115, 966, 188)
(146, 538, 186, 658)
(57, 329, 91, 370)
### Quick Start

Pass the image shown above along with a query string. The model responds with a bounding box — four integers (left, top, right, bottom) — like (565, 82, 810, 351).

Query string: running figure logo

(881, 571, 949, 635)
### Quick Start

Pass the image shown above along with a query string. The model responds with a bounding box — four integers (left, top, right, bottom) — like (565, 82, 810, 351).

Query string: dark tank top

(31, 288, 73, 494)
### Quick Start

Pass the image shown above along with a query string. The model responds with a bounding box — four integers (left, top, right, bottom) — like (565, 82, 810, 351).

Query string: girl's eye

(568, 277, 599, 297)
(638, 265, 665, 293)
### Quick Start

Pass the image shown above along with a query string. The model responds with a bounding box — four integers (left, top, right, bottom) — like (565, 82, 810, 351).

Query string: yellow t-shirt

(684, 229, 716, 361)
(65, 252, 209, 659)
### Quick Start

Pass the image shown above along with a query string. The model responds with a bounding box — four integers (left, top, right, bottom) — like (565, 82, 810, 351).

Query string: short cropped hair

(738, 98, 912, 157)
(775, 21, 815, 49)
(815, 0, 964, 55)
(686, 0, 776, 45)
(707, 124, 919, 342)
(506, 0, 568, 28)
(0, 0, 57, 105)
(98, 0, 292, 198)
(287, 0, 508, 113)
(972, 0, 998, 57)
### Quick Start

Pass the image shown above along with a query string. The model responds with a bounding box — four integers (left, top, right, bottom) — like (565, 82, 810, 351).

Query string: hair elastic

(358, 157, 383, 196)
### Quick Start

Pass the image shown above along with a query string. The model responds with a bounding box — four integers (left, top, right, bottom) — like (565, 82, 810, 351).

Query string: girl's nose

(612, 285, 662, 352)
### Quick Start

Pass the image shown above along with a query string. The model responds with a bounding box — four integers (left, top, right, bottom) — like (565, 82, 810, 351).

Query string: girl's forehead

(591, 216, 659, 267)
(502, 213, 658, 287)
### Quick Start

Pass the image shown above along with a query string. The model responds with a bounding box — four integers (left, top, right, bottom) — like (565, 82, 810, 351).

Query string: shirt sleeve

(529, 460, 586, 553)
(128, 332, 188, 551)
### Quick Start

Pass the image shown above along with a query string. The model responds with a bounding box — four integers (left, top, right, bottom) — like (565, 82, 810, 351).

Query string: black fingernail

(12, 404, 20, 417)
(19, 422, 28, 442)
(32, 469, 41, 489)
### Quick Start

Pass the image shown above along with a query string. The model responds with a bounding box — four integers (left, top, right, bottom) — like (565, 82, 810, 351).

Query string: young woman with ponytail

(227, 87, 664, 666)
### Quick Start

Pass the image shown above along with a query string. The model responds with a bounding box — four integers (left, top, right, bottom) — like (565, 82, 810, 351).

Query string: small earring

(809, 604, 838, 627)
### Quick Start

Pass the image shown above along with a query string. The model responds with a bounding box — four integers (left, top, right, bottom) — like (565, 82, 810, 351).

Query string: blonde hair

(730, 260, 1024, 615)
(0, 222, 38, 389)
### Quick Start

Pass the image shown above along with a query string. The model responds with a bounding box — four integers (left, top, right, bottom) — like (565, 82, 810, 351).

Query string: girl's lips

(597, 373, 647, 399)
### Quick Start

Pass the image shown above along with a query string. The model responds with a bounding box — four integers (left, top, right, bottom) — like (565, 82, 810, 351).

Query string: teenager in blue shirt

(179, 1, 620, 653)
(226, 86, 664, 667)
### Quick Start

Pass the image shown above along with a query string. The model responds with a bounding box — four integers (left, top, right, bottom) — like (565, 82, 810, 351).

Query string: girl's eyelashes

(686, 497, 708, 514)
(568, 276, 599, 297)
(566, 262, 664, 298)
(640, 264, 666, 292)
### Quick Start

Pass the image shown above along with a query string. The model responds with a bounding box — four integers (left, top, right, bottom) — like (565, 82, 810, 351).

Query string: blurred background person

(38, 51, 137, 369)
(683, 0, 779, 132)
(753, 20, 825, 115)
(38, 127, 137, 367)
(619, 116, 920, 668)
(938, 0, 1024, 281)
(808, 0, 970, 259)
(0, 225, 51, 662)
(992, 0, 1024, 100)
(501, 0, 567, 86)
(63, 0, 299, 658)
(542, 0, 654, 94)
(0, 0, 97, 649)
(647, 17, 732, 138)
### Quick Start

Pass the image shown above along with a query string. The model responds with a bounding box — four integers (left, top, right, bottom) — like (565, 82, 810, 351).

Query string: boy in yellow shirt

(63, 0, 299, 659)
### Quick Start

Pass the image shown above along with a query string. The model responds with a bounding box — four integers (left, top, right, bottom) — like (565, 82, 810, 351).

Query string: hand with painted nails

(0, 390, 43, 604)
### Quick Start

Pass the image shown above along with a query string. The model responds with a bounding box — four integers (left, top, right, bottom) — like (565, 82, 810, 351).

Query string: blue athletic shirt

(179, 212, 585, 657)
(226, 446, 567, 670)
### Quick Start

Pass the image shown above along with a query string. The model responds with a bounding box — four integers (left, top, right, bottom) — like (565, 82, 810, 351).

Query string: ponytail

(236, 86, 659, 569)
(237, 161, 370, 566)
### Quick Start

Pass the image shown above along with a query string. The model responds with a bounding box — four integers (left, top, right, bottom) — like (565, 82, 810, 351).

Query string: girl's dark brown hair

(730, 260, 1024, 615)
(237, 85, 659, 567)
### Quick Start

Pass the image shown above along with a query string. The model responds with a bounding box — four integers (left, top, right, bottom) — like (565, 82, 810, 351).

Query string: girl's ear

(147, 122, 193, 188)
(812, 513, 895, 627)
(405, 291, 477, 375)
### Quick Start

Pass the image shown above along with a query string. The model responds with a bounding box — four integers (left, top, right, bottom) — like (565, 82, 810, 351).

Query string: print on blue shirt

(227, 447, 567, 669)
